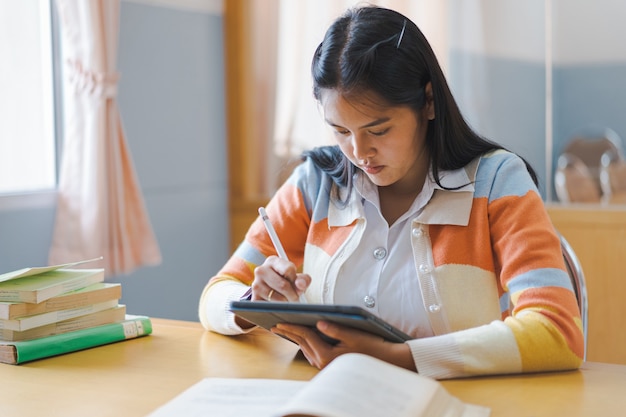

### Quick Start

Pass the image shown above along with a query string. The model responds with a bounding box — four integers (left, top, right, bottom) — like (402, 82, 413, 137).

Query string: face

(320, 88, 435, 194)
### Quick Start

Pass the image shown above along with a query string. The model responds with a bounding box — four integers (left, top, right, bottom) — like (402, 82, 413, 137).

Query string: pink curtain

(49, 0, 161, 276)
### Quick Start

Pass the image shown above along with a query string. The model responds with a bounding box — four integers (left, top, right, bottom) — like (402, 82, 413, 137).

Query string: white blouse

(333, 172, 438, 339)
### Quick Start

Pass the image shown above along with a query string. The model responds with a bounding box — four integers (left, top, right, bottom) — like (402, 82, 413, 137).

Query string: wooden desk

(1, 318, 625, 417)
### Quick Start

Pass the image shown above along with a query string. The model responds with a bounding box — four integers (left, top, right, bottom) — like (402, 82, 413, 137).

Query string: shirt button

(373, 247, 387, 260)
(418, 264, 431, 274)
(412, 227, 423, 237)
(363, 295, 376, 308)
(429, 304, 441, 313)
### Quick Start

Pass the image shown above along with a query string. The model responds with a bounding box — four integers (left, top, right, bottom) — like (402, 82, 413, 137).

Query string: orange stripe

(489, 193, 565, 285)
(308, 218, 357, 256)
(250, 184, 312, 266)
(429, 197, 493, 271)
(431, 193, 565, 281)
(214, 257, 256, 286)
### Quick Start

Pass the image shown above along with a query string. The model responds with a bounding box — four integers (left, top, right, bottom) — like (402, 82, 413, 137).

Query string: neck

(377, 153, 430, 225)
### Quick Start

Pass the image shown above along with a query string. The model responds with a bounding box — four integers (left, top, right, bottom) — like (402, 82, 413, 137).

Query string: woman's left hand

(271, 321, 416, 371)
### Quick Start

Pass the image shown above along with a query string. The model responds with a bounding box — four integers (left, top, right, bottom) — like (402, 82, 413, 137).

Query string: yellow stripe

(506, 311, 583, 372)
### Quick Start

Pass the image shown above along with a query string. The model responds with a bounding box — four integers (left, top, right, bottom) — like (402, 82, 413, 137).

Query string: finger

(250, 284, 286, 302)
(251, 265, 288, 302)
(272, 328, 321, 368)
(294, 273, 312, 294)
(272, 325, 307, 346)
(273, 323, 334, 368)
(264, 276, 299, 302)
(298, 347, 316, 367)
(254, 259, 301, 302)
(265, 257, 302, 300)
(266, 256, 298, 279)
(316, 321, 384, 346)
(250, 277, 271, 301)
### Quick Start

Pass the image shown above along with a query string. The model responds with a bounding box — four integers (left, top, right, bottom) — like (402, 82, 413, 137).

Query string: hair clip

(396, 20, 407, 49)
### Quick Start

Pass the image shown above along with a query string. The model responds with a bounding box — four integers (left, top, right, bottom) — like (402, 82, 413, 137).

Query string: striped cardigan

(199, 149, 584, 379)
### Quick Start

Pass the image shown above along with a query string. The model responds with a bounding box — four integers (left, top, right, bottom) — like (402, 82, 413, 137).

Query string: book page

(278, 353, 436, 417)
(148, 378, 306, 417)
(278, 353, 490, 417)
(148, 355, 490, 417)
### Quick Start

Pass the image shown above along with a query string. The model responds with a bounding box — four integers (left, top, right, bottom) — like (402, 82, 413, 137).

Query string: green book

(0, 315, 152, 365)
(0, 268, 105, 303)
(0, 257, 102, 283)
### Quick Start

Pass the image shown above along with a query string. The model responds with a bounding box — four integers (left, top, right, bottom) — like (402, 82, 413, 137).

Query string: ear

(424, 82, 435, 120)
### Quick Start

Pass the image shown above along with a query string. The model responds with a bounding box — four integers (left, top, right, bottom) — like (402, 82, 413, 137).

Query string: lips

(361, 165, 383, 175)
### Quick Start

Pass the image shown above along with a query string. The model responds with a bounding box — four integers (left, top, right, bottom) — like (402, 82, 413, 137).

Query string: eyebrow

(326, 117, 391, 130)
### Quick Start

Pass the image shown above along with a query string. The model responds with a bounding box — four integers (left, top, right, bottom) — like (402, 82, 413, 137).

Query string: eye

(368, 127, 390, 137)
(333, 128, 350, 136)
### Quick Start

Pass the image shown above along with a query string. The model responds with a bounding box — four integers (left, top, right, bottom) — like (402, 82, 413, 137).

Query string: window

(0, 0, 56, 195)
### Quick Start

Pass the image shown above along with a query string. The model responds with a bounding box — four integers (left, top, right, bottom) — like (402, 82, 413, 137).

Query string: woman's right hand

(251, 256, 311, 302)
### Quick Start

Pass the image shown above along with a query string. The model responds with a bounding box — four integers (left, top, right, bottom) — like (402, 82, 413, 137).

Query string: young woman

(199, 6, 584, 379)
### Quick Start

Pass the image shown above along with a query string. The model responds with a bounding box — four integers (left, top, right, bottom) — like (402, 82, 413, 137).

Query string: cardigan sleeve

(198, 162, 314, 334)
(407, 152, 585, 379)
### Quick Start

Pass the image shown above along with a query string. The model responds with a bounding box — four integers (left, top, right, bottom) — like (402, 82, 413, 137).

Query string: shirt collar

(328, 159, 479, 228)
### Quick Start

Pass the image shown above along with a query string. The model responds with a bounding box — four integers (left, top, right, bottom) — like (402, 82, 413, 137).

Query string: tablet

(229, 301, 411, 344)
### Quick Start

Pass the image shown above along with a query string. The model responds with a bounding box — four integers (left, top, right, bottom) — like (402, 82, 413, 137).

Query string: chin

(366, 174, 393, 187)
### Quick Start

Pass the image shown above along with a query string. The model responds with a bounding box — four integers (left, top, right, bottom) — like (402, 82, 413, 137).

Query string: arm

(408, 153, 585, 378)
(198, 163, 313, 334)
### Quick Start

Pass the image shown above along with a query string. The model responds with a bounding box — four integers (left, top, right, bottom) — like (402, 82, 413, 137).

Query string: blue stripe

(499, 292, 511, 313)
(507, 268, 574, 294)
(473, 152, 539, 201)
(234, 240, 267, 266)
(288, 158, 337, 224)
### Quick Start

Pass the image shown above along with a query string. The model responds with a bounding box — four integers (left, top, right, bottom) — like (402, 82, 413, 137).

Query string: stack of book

(0, 259, 152, 365)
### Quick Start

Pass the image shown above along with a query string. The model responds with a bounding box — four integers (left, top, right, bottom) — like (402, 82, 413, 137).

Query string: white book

(148, 353, 490, 417)
(0, 299, 120, 331)
(0, 305, 126, 341)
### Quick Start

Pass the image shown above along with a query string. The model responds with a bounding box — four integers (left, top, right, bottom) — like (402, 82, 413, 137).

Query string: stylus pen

(258, 207, 307, 303)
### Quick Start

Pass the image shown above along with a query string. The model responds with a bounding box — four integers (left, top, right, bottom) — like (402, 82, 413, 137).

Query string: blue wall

(2, 1, 625, 321)
(0, 2, 229, 322)
(0, 203, 55, 271)
(447, 0, 626, 200)
(449, 52, 547, 194)
(450, 56, 626, 200)
(553, 63, 626, 164)
(111, 2, 229, 321)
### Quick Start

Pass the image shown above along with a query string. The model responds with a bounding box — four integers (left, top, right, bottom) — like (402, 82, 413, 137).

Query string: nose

(351, 133, 374, 163)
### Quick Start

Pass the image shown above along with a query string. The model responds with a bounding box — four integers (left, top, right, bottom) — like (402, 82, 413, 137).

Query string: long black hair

(303, 6, 537, 199)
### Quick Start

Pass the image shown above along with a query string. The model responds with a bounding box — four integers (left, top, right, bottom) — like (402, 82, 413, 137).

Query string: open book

(149, 353, 490, 417)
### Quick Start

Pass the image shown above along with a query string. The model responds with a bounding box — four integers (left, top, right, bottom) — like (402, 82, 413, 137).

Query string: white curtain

(271, 0, 450, 185)
(49, 0, 161, 276)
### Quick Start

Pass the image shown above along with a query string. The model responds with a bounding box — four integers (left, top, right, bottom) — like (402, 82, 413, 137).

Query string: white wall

(553, 0, 626, 64)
